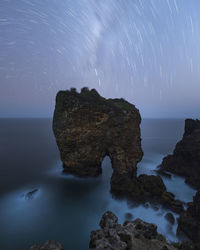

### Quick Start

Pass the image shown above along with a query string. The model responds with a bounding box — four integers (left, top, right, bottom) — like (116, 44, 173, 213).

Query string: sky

(0, 0, 200, 118)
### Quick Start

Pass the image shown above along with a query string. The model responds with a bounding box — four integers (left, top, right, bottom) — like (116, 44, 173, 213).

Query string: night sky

(0, 0, 200, 118)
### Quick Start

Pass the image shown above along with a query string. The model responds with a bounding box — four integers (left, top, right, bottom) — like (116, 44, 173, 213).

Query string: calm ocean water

(0, 118, 196, 250)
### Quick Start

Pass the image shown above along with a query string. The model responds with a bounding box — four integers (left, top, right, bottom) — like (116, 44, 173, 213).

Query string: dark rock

(89, 210, 176, 250)
(165, 213, 175, 224)
(143, 202, 149, 208)
(178, 190, 200, 244)
(30, 240, 65, 250)
(125, 212, 133, 220)
(25, 189, 38, 200)
(137, 174, 166, 196)
(159, 119, 200, 189)
(151, 204, 159, 211)
(52, 88, 183, 213)
(53, 87, 143, 192)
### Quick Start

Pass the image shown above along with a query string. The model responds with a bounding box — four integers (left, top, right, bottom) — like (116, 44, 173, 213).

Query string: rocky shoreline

(49, 88, 200, 249)
(53, 88, 184, 213)
(158, 119, 200, 189)
(30, 210, 198, 250)
(89, 210, 176, 250)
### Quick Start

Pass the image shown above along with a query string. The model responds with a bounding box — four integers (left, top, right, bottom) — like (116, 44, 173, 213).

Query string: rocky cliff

(53, 87, 183, 212)
(90, 210, 177, 250)
(178, 190, 200, 246)
(30, 240, 65, 250)
(53, 87, 143, 191)
(159, 119, 200, 188)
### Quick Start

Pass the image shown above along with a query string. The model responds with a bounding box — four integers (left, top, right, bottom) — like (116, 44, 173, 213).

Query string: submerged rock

(25, 189, 38, 200)
(30, 240, 65, 250)
(53, 87, 143, 189)
(159, 119, 200, 189)
(178, 190, 200, 245)
(89, 210, 177, 250)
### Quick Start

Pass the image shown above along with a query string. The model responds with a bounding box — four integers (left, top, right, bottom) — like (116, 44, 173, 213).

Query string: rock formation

(30, 240, 65, 250)
(178, 190, 200, 246)
(53, 87, 143, 187)
(89, 210, 177, 250)
(53, 87, 183, 212)
(159, 119, 200, 188)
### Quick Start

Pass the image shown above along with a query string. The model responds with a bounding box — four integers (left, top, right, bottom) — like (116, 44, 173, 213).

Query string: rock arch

(53, 87, 143, 192)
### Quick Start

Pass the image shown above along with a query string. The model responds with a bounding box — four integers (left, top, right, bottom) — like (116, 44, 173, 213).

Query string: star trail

(0, 0, 200, 117)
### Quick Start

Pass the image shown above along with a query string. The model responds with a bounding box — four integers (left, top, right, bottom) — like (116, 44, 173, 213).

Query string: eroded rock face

(89, 210, 177, 250)
(53, 87, 183, 212)
(159, 119, 200, 188)
(30, 240, 65, 250)
(53, 87, 143, 189)
(178, 190, 200, 245)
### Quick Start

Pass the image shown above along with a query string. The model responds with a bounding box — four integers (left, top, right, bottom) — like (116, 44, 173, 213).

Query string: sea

(0, 118, 196, 250)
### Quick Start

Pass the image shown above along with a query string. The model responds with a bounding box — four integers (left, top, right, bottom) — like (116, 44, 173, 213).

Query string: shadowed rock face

(178, 190, 200, 245)
(53, 87, 143, 190)
(159, 119, 200, 188)
(89, 211, 177, 250)
(53, 87, 184, 213)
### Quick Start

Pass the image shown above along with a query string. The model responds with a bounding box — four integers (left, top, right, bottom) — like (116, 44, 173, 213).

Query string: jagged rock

(30, 240, 65, 250)
(89, 210, 177, 250)
(165, 213, 175, 224)
(159, 119, 200, 189)
(53, 88, 183, 213)
(178, 190, 200, 244)
(53, 87, 143, 190)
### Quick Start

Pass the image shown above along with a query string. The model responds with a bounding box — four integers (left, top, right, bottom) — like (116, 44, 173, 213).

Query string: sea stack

(159, 119, 200, 188)
(53, 87, 143, 192)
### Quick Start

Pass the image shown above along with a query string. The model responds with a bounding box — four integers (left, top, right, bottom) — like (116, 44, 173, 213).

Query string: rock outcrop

(30, 240, 65, 250)
(159, 119, 200, 188)
(89, 210, 177, 250)
(53, 87, 183, 213)
(53, 87, 143, 189)
(178, 190, 200, 246)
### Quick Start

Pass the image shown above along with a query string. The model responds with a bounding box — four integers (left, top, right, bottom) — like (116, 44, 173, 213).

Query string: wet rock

(165, 213, 175, 224)
(53, 87, 143, 192)
(30, 240, 65, 250)
(143, 202, 149, 208)
(89, 211, 177, 250)
(178, 190, 200, 244)
(151, 205, 159, 211)
(125, 212, 133, 220)
(157, 170, 172, 179)
(52, 87, 183, 213)
(159, 119, 200, 189)
(25, 189, 38, 200)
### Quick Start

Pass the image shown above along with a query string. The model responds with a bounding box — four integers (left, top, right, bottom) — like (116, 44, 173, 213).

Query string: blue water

(0, 119, 196, 250)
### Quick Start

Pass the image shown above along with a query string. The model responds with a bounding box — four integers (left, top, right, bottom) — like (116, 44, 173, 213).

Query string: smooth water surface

(0, 119, 196, 250)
